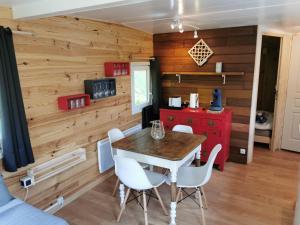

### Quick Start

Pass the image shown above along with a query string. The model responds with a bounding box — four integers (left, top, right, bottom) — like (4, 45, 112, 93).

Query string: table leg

(196, 144, 202, 167)
(119, 183, 125, 206)
(170, 169, 177, 225)
(195, 144, 202, 200)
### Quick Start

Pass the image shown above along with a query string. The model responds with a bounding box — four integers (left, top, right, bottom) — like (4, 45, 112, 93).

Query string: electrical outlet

(20, 176, 34, 188)
(240, 148, 246, 155)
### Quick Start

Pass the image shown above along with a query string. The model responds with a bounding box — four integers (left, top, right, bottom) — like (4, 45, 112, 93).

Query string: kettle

(189, 93, 199, 108)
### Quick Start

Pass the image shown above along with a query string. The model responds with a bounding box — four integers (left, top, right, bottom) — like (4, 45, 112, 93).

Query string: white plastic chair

(108, 128, 126, 196)
(108, 128, 149, 196)
(172, 125, 195, 167)
(174, 144, 222, 225)
(115, 156, 168, 225)
(172, 124, 193, 134)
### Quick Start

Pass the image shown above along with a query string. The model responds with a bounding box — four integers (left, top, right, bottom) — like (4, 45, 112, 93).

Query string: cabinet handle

(168, 116, 174, 121)
(187, 118, 193, 125)
(208, 120, 216, 127)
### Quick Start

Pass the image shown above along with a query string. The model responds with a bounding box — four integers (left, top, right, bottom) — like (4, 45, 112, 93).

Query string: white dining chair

(172, 125, 194, 167)
(174, 144, 222, 225)
(108, 128, 149, 196)
(108, 128, 126, 196)
(115, 156, 168, 225)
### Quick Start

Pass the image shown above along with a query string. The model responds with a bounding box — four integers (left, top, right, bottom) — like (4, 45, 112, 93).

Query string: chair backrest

(107, 128, 125, 159)
(172, 125, 193, 134)
(115, 156, 153, 190)
(201, 144, 222, 185)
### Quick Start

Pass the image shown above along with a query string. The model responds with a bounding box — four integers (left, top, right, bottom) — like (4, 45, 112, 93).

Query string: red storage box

(58, 94, 90, 111)
(104, 62, 130, 77)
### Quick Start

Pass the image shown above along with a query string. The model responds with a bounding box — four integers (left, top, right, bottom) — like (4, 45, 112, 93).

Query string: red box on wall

(58, 94, 91, 111)
(104, 62, 130, 77)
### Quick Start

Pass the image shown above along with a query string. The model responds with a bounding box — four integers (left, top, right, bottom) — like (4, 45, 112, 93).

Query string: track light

(194, 30, 198, 38)
(170, 22, 176, 30)
(178, 22, 183, 30)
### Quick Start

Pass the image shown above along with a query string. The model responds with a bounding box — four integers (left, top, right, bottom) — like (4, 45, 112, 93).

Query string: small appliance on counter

(168, 96, 182, 108)
(209, 88, 223, 112)
(189, 93, 199, 109)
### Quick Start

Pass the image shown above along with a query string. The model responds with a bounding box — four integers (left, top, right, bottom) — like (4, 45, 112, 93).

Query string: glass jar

(151, 120, 165, 140)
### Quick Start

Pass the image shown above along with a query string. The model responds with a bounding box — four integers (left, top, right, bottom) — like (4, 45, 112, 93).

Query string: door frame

(247, 26, 293, 163)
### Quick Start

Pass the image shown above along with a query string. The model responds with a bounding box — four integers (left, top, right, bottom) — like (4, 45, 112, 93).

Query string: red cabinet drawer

(160, 112, 180, 130)
(179, 114, 202, 133)
(203, 118, 222, 128)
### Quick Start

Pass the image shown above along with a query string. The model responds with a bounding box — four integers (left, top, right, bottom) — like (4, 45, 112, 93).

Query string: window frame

(131, 62, 152, 115)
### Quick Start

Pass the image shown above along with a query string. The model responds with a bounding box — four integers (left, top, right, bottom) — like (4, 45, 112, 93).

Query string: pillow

(0, 175, 13, 207)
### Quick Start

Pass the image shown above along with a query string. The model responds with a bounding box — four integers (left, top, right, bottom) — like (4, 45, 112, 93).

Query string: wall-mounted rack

(162, 71, 244, 84)
(27, 148, 86, 185)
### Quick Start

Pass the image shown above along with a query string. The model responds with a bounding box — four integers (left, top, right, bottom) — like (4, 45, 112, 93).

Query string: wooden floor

(57, 147, 300, 225)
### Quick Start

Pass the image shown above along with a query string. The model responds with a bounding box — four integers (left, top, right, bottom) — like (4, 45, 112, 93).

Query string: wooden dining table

(112, 127, 207, 225)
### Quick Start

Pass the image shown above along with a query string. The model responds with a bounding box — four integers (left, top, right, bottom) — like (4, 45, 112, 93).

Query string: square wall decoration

(188, 39, 214, 66)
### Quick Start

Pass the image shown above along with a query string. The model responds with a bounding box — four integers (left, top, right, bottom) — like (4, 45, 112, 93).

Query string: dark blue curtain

(0, 27, 34, 172)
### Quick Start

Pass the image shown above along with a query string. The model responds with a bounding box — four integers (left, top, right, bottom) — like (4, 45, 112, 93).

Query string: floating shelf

(105, 62, 130, 77)
(58, 94, 90, 111)
(161, 71, 244, 84)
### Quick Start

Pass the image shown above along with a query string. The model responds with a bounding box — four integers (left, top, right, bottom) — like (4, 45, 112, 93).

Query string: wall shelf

(58, 94, 91, 111)
(162, 71, 244, 84)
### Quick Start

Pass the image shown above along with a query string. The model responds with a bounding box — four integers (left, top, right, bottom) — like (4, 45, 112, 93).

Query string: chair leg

(196, 188, 206, 225)
(200, 186, 208, 209)
(112, 178, 120, 197)
(142, 191, 149, 225)
(117, 188, 131, 222)
(153, 187, 168, 216)
(176, 188, 182, 203)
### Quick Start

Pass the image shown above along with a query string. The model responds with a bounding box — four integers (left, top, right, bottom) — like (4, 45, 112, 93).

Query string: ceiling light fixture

(170, 19, 200, 38)
(170, 22, 176, 30)
(178, 22, 183, 30)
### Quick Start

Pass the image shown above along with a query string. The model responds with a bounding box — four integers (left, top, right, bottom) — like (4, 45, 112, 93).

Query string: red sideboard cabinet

(160, 108, 232, 171)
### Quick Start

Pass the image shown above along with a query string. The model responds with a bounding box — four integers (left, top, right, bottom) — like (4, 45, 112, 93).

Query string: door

(282, 35, 300, 152)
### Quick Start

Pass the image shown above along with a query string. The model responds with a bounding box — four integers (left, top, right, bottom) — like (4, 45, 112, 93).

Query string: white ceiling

(2, 0, 300, 33)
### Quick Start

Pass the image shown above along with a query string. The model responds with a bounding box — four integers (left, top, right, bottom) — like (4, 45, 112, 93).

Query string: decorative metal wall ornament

(188, 39, 214, 66)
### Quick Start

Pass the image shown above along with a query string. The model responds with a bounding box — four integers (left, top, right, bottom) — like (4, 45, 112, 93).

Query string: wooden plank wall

(154, 26, 257, 163)
(0, 7, 153, 209)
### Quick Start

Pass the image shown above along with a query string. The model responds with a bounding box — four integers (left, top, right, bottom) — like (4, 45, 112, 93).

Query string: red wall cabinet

(160, 108, 232, 171)
(104, 62, 130, 77)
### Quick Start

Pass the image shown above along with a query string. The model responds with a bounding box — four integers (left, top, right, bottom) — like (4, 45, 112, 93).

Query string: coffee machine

(209, 88, 223, 111)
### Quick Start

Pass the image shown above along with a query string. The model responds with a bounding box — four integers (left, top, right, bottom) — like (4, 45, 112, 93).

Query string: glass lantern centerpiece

(151, 120, 165, 140)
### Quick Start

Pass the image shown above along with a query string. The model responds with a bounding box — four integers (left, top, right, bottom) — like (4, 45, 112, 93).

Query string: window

(131, 62, 152, 114)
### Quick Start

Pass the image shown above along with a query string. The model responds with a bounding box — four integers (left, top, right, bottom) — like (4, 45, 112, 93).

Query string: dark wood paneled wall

(154, 26, 257, 163)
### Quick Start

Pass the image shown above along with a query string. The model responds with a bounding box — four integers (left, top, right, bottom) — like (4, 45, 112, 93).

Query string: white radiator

(97, 124, 142, 173)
